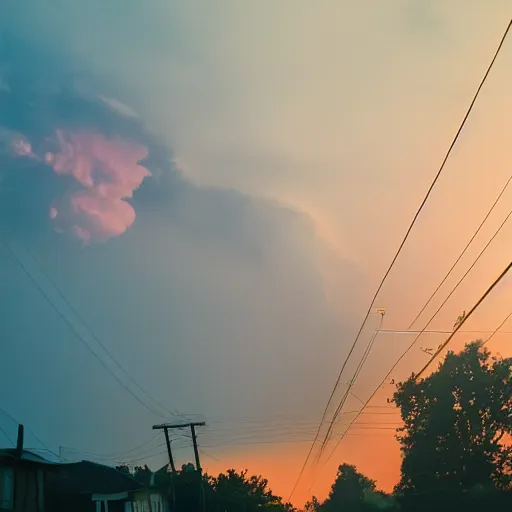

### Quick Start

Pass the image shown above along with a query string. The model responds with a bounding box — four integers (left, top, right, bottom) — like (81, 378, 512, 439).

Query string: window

(0, 466, 14, 510)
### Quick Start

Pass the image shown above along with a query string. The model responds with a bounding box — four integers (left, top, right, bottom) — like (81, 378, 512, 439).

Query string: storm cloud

(0, 10, 362, 474)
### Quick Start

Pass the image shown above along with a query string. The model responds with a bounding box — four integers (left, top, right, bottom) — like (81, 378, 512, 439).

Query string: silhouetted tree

(115, 464, 131, 475)
(303, 496, 320, 512)
(133, 464, 153, 485)
(319, 463, 386, 512)
(205, 469, 295, 512)
(114, 464, 152, 485)
(393, 341, 512, 496)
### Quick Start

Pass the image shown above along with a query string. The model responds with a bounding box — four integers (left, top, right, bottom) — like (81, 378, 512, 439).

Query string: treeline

(118, 465, 296, 512)
(125, 340, 512, 512)
(305, 341, 512, 512)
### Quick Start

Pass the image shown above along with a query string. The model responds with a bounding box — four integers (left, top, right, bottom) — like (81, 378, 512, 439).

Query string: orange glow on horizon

(201, 333, 511, 508)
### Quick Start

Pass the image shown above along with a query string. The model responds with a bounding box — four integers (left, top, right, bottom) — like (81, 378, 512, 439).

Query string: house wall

(46, 493, 92, 512)
(0, 459, 49, 512)
(0, 464, 14, 510)
(94, 500, 126, 512)
(13, 466, 42, 512)
(130, 490, 168, 512)
(48, 493, 129, 512)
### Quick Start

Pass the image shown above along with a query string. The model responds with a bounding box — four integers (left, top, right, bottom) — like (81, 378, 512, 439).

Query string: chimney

(16, 424, 24, 459)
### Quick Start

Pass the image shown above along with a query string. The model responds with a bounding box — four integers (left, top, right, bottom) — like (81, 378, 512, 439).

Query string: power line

(204, 411, 367, 432)
(315, 197, 511, 473)
(313, 260, 512, 490)
(377, 206, 512, 381)
(287, 17, 512, 502)
(305, 266, 512, 492)
(60, 432, 162, 462)
(77, 435, 192, 465)
(415, 260, 512, 380)
(117, 445, 170, 465)
(23, 244, 179, 419)
(0, 425, 14, 446)
(309, 292, 512, 496)
(205, 423, 337, 434)
(378, 329, 512, 335)
(483, 308, 512, 346)
(318, 315, 384, 458)
(200, 449, 222, 462)
(0, 406, 57, 458)
(202, 429, 398, 449)
(95, 427, 402, 467)
(1, 240, 169, 419)
(312, 201, 512, 467)
(135, 425, 402, 457)
(408, 173, 512, 329)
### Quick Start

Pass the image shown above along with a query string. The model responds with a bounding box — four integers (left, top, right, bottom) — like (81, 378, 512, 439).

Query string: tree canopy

(112, 341, 512, 512)
(393, 341, 512, 495)
(303, 341, 512, 512)
(308, 463, 397, 512)
(205, 469, 295, 512)
(322, 463, 376, 511)
(115, 464, 153, 484)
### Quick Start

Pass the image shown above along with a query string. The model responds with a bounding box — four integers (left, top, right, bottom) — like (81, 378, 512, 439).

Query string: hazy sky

(1, 0, 512, 506)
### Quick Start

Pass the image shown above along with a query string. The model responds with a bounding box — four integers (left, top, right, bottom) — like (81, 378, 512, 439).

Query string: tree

(133, 464, 152, 485)
(115, 464, 152, 485)
(206, 469, 295, 512)
(393, 341, 512, 496)
(320, 463, 378, 512)
(303, 497, 320, 512)
(115, 464, 131, 475)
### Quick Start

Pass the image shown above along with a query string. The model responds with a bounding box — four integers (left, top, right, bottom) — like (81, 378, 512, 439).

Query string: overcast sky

(1, 1, 512, 506)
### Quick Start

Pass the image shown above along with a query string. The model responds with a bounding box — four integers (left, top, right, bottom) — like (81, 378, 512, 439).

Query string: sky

(1, 0, 512, 507)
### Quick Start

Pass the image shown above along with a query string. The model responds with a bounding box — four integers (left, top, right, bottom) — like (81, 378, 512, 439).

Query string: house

(136, 463, 201, 512)
(0, 425, 61, 512)
(130, 466, 173, 512)
(46, 461, 170, 512)
(130, 475, 169, 512)
(46, 460, 142, 512)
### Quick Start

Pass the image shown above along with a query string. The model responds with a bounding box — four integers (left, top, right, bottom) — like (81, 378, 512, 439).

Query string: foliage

(303, 496, 320, 512)
(115, 464, 131, 475)
(205, 469, 296, 512)
(314, 463, 397, 512)
(110, 342, 512, 512)
(115, 465, 294, 511)
(115, 464, 152, 484)
(323, 463, 376, 510)
(362, 489, 398, 510)
(393, 341, 512, 495)
(133, 464, 153, 484)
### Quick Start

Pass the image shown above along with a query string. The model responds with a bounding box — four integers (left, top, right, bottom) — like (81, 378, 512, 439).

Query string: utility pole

(16, 424, 24, 459)
(152, 422, 206, 512)
(190, 424, 201, 472)
(152, 421, 206, 472)
(162, 428, 177, 473)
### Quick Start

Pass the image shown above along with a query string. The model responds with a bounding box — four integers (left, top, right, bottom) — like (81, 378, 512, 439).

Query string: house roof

(131, 465, 173, 488)
(155, 464, 171, 476)
(47, 461, 143, 495)
(0, 449, 61, 466)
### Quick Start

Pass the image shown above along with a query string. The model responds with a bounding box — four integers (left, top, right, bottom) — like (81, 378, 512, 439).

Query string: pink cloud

(9, 136, 35, 158)
(69, 191, 137, 243)
(39, 130, 151, 243)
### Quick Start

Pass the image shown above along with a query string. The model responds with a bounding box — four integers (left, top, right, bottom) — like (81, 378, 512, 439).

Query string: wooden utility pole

(162, 428, 177, 473)
(190, 424, 201, 472)
(16, 424, 24, 459)
(152, 422, 206, 472)
(152, 422, 206, 512)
